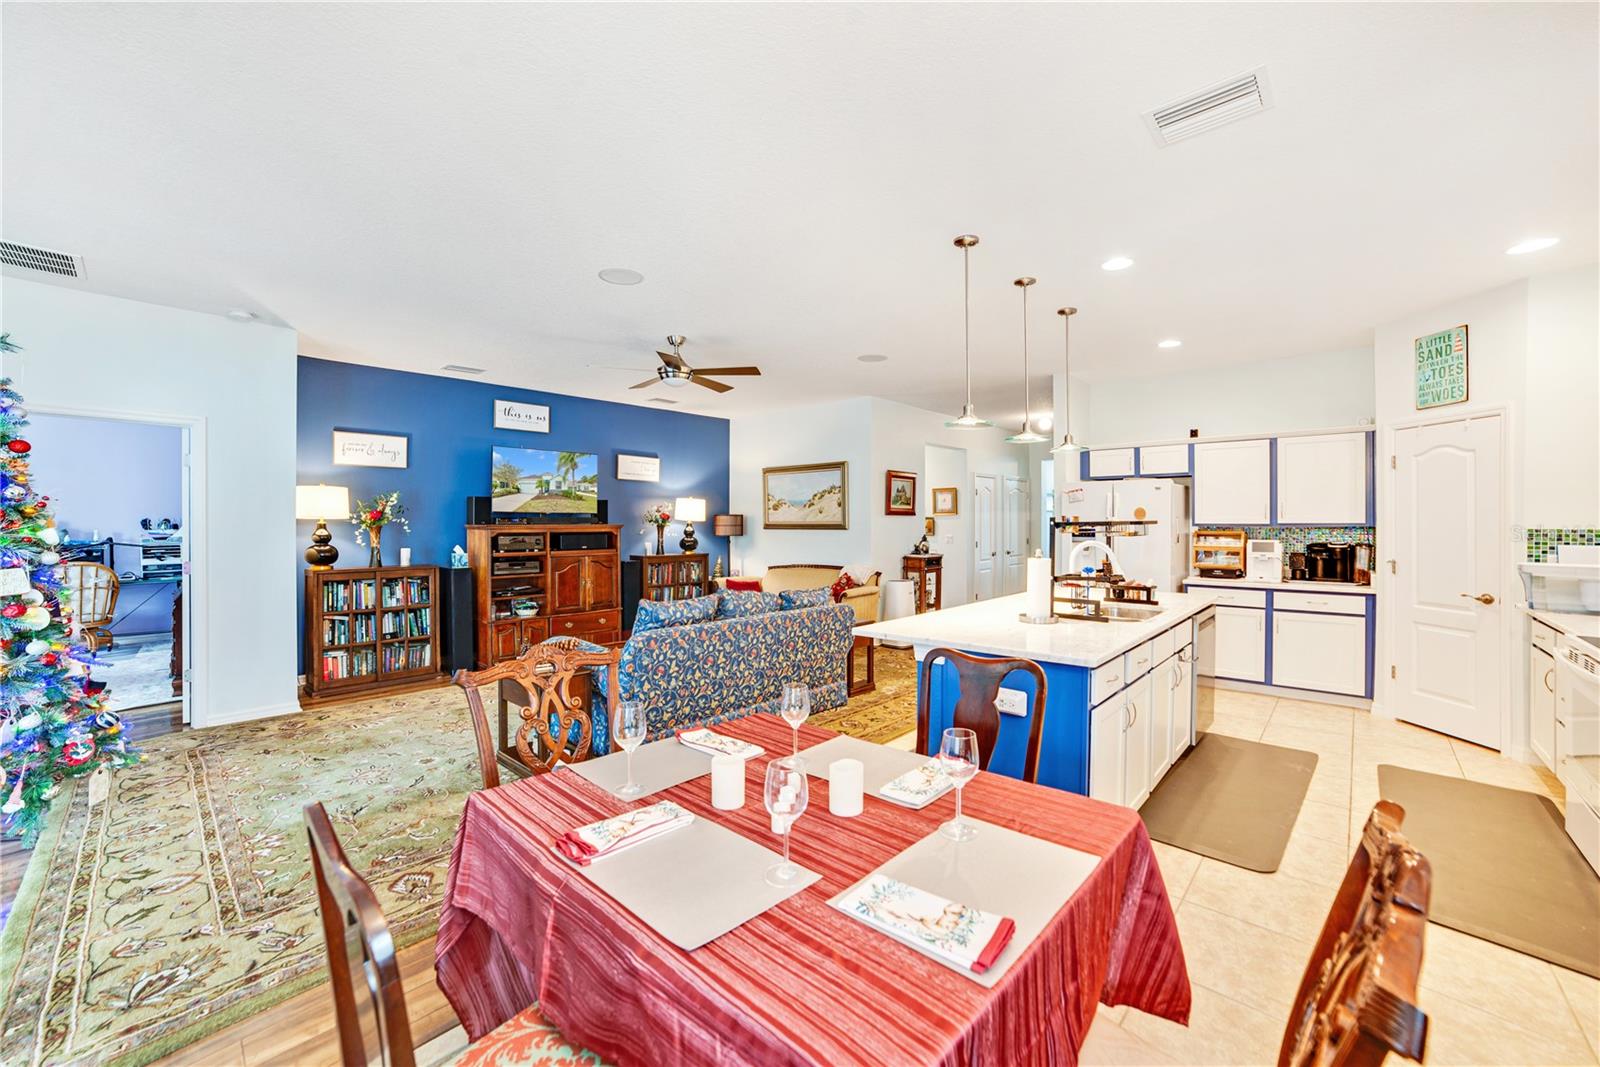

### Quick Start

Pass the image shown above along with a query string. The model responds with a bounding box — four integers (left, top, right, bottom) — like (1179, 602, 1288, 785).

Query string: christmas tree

(0, 334, 138, 844)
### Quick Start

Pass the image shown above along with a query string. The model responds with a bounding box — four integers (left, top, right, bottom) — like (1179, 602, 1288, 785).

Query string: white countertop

(855, 590, 1216, 669)
(1184, 576, 1376, 595)
(1526, 607, 1600, 638)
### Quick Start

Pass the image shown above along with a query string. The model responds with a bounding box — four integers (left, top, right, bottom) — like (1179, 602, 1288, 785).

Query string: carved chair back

(452, 638, 620, 789)
(1280, 800, 1431, 1067)
(916, 647, 1047, 782)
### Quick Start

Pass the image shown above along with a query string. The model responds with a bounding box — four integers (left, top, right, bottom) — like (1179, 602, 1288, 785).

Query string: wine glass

(938, 727, 980, 841)
(763, 756, 809, 886)
(614, 700, 648, 797)
(779, 682, 811, 754)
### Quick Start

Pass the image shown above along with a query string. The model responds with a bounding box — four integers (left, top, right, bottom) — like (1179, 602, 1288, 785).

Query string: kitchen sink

(1097, 603, 1165, 622)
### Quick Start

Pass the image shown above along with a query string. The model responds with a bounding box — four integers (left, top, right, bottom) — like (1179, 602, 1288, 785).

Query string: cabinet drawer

(1125, 640, 1154, 680)
(1152, 625, 1176, 663)
(1196, 586, 1268, 608)
(1092, 659, 1127, 707)
(1138, 443, 1190, 476)
(550, 609, 619, 638)
(1273, 591, 1367, 616)
(1531, 620, 1558, 654)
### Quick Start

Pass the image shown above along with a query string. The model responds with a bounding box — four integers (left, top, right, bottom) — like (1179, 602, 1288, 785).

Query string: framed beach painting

(932, 486, 959, 515)
(885, 470, 917, 516)
(763, 461, 848, 529)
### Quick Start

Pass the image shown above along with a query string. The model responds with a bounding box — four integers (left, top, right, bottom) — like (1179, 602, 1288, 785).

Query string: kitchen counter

(1526, 607, 1600, 638)
(855, 589, 1216, 668)
(1184, 576, 1375, 595)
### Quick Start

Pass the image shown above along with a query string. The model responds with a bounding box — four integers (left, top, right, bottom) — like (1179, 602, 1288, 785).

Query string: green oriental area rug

(0, 686, 483, 1067)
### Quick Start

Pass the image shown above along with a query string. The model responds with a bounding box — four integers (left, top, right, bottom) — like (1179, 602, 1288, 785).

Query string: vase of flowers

(642, 502, 672, 556)
(353, 491, 410, 567)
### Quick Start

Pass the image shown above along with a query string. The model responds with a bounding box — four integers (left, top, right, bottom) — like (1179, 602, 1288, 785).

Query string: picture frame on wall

(763, 461, 848, 530)
(931, 486, 959, 515)
(1414, 324, 1468, 410)
(885, 470, 917, 515)
(616, 453, 661, 482)
(332, 429, 409, 469)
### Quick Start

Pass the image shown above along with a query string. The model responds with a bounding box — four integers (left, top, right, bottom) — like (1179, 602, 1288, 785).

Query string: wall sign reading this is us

(494, 399, 550, 433)
(332, 430, 409, 468)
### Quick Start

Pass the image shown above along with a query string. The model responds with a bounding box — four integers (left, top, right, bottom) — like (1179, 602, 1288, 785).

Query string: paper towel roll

(1025, 553, 1053, 621)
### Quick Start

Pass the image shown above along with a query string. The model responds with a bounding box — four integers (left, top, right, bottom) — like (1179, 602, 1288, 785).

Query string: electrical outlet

(994, 687, 1028, 716)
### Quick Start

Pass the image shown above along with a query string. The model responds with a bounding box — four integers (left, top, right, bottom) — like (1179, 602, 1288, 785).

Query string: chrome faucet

(1066, 539, 1124, 579)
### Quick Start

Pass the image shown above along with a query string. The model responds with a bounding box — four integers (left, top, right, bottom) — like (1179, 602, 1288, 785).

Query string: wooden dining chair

(916, 647, 1047, 782)
(452, 638, 620, 789)
(1279, 800, 1432, 1067)
(303, 802, 605, 1067)
(64, 562, 119, 652)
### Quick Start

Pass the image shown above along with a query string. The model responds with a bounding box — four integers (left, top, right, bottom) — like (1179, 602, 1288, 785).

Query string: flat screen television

(491, 447, 600, 515)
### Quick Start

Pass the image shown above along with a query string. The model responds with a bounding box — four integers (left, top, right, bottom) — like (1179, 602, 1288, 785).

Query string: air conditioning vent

(647, 397, 679, 405)
(441, 364, 485, 375)
(1, 240, 83, 277)
(1143, 67, 1272, 146)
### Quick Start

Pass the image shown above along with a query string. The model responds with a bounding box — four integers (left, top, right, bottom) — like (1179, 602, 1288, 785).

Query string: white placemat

(559, 816, 820, 950)
(567, 738, 713, 799)
(827, 820, 1100, 986)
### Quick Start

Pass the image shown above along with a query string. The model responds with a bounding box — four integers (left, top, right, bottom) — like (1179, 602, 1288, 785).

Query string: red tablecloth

(436, 714, 1189, 1066)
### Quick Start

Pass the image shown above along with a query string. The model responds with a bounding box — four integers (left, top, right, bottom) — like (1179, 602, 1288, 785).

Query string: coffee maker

(1305, 542, 1355, 583)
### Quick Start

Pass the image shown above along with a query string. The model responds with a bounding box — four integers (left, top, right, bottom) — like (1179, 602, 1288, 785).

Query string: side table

(847, 634, 876, 696)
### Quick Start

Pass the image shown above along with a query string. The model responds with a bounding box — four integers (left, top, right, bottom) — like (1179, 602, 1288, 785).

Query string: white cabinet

(1276, 432, 1368, 525)
(1173, 653, 1195, 753)
(1193, 439, 1272, 524)
(1139, 443, 1190, 476)
(1530, 644, 1556, 771)
(1088, 448, 1136, 478)
(1123, 673, 1154, 808)
(1273, 611, 1366, 696)
(1213, 606, 1267, 683)
(1089, 695, 1124, 804)
(1151, 655, 1177, 779)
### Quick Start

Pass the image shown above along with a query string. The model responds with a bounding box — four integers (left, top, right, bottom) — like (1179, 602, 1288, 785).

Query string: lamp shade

(296, 484, 351, 521)
(712, 513, 745, 537)
(674, 497, 707, 523)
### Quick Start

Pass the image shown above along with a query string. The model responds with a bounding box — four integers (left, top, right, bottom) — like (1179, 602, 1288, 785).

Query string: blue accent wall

(295, 357, 731, 670)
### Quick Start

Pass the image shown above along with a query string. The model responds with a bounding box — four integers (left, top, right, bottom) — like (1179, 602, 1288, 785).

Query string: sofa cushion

(760, 566, 840, 593)
(717, 590, 780, 618)
(723, 576, 762, 592)
(633, 594, 720, 634)
(779, 587, 830, 611)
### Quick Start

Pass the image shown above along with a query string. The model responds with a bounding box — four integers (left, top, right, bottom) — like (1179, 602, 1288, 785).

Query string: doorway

(973, 473, 998, 600)
(1002, 475, 1030, 595)
(1388, 411, 1506, 748)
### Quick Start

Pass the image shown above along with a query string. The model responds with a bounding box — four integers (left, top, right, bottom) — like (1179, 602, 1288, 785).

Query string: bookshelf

(304, 565, 443, 700)
(467, 524, 623, 667)
(631, 553, 710, 604)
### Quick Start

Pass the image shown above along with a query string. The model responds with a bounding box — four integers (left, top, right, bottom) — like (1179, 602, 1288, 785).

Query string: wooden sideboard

(467, 524, 623, 667)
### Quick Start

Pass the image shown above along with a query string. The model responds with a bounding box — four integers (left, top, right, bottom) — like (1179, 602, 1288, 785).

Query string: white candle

(1025, 552, 1052, 620)
(399, 547, 413, 566)
(711, 754, 745, 810)
(829, 758, 864, 817)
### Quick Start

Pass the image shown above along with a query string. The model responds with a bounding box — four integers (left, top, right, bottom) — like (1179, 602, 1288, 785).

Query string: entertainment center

(466, 522, 624, 665)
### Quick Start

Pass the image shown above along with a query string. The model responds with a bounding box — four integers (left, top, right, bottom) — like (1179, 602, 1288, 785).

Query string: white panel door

(1088, 448, 1136, 478)
(1123, 673, 1154, 808)
(1273, 611, 1366, 696)
(1193, 439, 1272, 525)
(1277, 432, 1367, 525)
(1001, 476, 1029, 595)
(1089, 695, 1124, 804)
(1529, 645, 1556, 770)
(1151, 655, 1177, 780)
(1213, 606, 1267, 683)
(1391, 416, 1503, 748)
(973, 473, 998, 601)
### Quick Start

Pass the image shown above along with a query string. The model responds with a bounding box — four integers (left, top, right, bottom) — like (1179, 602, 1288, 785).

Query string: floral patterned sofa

(580, 601, 855, 754)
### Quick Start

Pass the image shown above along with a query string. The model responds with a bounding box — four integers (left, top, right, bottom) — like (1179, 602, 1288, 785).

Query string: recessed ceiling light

(1505, 237, 1559, 256)
(857, 353, 889, 363)
(1101, 256, 1134, 272)
(598, 268, 644, 285)
(225, 309, 256, 322)
(1157, 338, 1182, 349)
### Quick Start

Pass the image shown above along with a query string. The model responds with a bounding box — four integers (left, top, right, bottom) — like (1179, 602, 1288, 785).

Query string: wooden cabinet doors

(550, 553, 618, 613)
(585, 554, 619, 610)
(1193, 439, 1271, 525)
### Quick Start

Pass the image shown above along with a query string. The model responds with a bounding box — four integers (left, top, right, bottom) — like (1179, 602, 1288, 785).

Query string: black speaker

(596, 498, 608, 523)
(466, 496, 493, 525)
(621, 559, 643, 633)
(438, 568, 476, 672)
(554, 531, 611, 551)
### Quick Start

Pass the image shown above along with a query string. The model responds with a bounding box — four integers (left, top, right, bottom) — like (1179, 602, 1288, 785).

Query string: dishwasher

(1194, 606, 1217, 733)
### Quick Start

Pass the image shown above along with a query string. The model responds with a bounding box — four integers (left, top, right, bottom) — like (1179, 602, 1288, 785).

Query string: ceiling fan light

(657, 366, 692, 387)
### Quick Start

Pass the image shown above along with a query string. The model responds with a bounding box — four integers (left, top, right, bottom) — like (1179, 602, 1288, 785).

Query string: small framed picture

(932, 487, 958, 516)
(885, 470, 917, 515)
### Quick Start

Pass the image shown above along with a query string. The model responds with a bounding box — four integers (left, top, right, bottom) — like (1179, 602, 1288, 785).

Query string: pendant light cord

(963, 244, 972, 408)
(1021, 284, 1030, 431)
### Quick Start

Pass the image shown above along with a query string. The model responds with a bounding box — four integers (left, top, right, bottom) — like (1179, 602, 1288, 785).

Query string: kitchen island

(856, 590, 1216, 803)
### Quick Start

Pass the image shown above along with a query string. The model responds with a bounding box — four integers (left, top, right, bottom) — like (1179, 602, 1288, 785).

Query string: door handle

(1460, 593, 1496, 605)
(1544, 668, 1555, 693)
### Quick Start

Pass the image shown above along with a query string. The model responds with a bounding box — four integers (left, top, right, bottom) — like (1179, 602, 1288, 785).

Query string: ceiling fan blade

(690, 366, 761, 376)
(692, 376, 734, 393)
(656, 350, 685, 370)
(629, 378, 660, 390)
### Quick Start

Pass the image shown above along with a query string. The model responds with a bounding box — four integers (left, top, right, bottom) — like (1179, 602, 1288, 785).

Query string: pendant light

(1005, 277, 1048, 443)
(945, 234, 991, 428)
(1050, 306, 1083, 453)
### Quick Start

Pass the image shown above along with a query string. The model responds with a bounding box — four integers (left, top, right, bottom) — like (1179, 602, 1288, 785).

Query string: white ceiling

(3, 3, 1595, 420)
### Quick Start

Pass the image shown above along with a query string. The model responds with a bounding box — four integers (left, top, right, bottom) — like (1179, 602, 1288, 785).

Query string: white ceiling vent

(647, 397, 679, 405)
(440, 364, 485, 375)
(1, 239, 83, 277)
(1142, 67, 1273, 146)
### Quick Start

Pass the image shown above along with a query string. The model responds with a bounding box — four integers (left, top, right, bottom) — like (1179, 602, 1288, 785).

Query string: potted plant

(642, 502, 673, 555)
(352, 491, 410, 566)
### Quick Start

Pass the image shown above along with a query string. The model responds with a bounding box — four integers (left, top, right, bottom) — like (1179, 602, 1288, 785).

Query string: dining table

(435, 713, 1191, 1066)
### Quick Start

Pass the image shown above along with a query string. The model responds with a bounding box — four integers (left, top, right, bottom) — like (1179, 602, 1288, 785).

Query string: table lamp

(674, 496, 707, 553)
(296, 484, 351, 569)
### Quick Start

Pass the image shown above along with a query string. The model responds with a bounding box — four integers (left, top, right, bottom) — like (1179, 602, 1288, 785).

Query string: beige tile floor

(1080, 685, 1600, 1067)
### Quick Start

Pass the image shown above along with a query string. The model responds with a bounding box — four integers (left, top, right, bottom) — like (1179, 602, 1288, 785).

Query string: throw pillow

(779, 587, 830, 611)
(717, 590, 781, 619)
(842, 562, 876, 584)
(633, 594, 720, 634)
(724, 576, 763, 592)
(829, 572, 861, 602)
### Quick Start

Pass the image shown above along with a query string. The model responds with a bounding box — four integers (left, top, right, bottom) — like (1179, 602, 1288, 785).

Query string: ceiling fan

(629, 335, 761, 394)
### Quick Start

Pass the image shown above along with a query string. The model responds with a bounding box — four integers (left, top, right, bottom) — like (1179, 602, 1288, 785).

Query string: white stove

(1555, 630, 1600, 875)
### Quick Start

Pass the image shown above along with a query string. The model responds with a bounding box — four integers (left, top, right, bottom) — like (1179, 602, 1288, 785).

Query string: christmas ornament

(3, 484, 26, 502)
(62, 735, 95, 767)
(39, 550, 59, 565)
(25, 639, 47, 655)
(15, 711, 41, 731)
(6, 439, 30, 454)
(19, 606, 49, 629)
(38, 527, 60, 546)
(1, 602, 23, 618)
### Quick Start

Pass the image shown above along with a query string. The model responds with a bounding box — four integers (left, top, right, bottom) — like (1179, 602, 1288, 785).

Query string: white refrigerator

(1059, 478, 1191, 591)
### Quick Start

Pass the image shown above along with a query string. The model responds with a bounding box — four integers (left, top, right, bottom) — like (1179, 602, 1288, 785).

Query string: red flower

(368, 509, 382, 522)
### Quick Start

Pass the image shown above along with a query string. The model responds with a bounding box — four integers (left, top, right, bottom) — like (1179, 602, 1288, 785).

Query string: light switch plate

(995, 687, 1028, 716)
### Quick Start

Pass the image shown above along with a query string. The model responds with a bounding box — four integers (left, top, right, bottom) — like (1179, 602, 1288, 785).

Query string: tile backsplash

(1195, 525, 1376, 579)
(1526, 527, 1600, 562)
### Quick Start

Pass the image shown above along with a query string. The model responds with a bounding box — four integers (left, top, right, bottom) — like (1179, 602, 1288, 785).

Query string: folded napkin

(838, 874, 1016, 974)
(556, 801, 693, 866)
(877, 761, 953, 809)
(675, 727, 764, 761)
